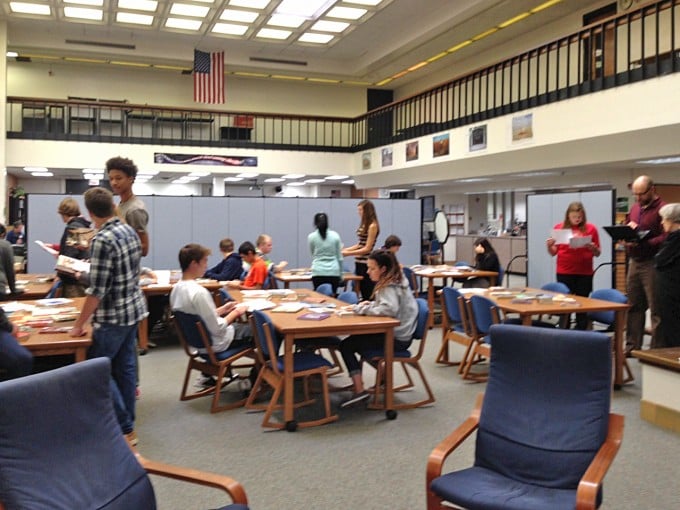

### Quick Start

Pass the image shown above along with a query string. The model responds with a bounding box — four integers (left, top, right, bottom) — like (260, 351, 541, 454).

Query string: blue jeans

(88, 323, 139, 434)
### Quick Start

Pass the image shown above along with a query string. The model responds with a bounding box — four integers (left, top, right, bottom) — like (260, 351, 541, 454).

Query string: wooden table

(233, 290, 400, 430)
(412, 266, 498, 329)
(483, 288, 630, 389)
(632, 348, 680, 434)
(139, 279, 223, 352)
(274, 270, 363, 295)
(14, 274, 57, 300)
(10, 297, 92, 362)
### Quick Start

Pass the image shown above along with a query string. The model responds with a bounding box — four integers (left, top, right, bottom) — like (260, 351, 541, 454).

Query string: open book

(56, 254, 90, 276)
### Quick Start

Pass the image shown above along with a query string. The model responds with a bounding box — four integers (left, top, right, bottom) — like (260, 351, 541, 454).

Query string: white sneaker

(194, 375, 216, 389)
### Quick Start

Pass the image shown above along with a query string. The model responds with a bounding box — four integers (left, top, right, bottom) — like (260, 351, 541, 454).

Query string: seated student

(170, 244, 251, 354)
(6, 220, 25, 245)
(256, 234, 288, 273)
(462, 237, 500, 289)
(227, 241, 268, 290)
(339, 250, 418, 407)
(0, 225, 20, 297)
(0, 307, 33, 380)
(204, 238, 242, 281)
(382, 235, 402, 254)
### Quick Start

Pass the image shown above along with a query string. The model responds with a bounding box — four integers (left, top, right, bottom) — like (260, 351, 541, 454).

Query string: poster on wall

(511, 113, 533, 142)
(154, 153, 257, 166)
(469, 125, 487, 151)
(381, 147, 393, 167)
(406, 141, 419, 161)
(433, 133, 450, 157)
(362, 152, 372, 170)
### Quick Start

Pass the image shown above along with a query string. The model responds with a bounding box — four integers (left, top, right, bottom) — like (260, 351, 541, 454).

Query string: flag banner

(155, 153, 257, 166)
(194, 50, 224, 104)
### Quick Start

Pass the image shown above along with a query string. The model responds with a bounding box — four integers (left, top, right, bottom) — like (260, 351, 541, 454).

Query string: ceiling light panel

(344, 0, 381, 5)
(298, 33, 333, 43)
(64, 0, 102, 5)
(10, 2, 51, 15)
(212, 22, 248, 35)
(276, 0, 337, 19)
(326, 6, 366, 20)
(311, 20, 348, 32)
(229, 0, 269, 8)
(220, 9, 259, 23)
(267, 13, 305, 28)
(170, 3, 210, 17)
(256, 28, 291, 39)
(117, 12, 154, 25)
(64, 7, 103, 20)
(118, 0, 157, 11)
(165, 17, 202, 30)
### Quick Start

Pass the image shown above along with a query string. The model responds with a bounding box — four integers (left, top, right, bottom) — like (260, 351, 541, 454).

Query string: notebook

(603, 225, 650, 242)
(297, 312, 330, 321)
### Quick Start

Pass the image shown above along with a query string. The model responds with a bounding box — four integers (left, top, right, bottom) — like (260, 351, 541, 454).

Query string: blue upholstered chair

(361, 298, 435, 410)
(461, 294, 500, 381)
(337, 290, 359, 305)
(172, 310, 255, 413)
(436, 287, 472, 367)
(588, 288, 633, 384)
(316, 283, 334, 296)
(402, 266, 426, 299)
(245, 310, 338, 429)
(0, 358, 249, 510)
(504, 282, 571, 328)
(427, 324, 624, 510)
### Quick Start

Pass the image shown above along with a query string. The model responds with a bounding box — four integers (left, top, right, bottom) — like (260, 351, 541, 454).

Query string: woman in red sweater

(546, 201, 601, 329)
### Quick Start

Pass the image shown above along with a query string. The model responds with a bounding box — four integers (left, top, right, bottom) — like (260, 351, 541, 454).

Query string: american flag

(193, 50, 224, 104)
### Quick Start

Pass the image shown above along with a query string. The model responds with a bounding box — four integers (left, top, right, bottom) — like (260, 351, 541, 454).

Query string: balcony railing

(7, 0, 679, 153)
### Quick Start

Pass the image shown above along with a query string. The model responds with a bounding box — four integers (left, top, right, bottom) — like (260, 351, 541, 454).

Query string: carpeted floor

(136, 323, 680, 510)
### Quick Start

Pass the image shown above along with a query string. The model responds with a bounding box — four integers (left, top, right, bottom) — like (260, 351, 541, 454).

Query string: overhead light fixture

(637, 156, 680, 164)
(229, 0, 269, 8)
(165, 18, 202, 30)
(224, 176, 244, 182)
(326, 6, 366, 20)
(64, 7, 103, 20)
(341, 179, 355, 185)
(267, 13, 305, 28)
(256, 28, 292, 39)
(530, 0, 563, 14)
(344, 0, 381, 5)
(447, 40, 472, 53)
(305, 178, 325, 184)
(9, 2, 51, 15)
(264, 177, 285, 183)
(498, 12, 531, 28)
(298, 33, 333, 44)
(24, 166, 48, 172)
(64, 0, 103, 5)
(170, 3, 209, 17)
(188, 171, 210, 177)
(275, 0, 336, 19)
(325, 175, 348, 180)
(286, 181, 306, 186)
(282, 173, 305, 179)
(117, 12, 154, 25)
(237, 172, 259, 178)
(6, 51, 19, 58)
(213, 23, 249, 35)
(311, 20, 349, 32)
(31, 171, 54, 177)
(118, 0, 157, 11)
(221, 9, 259, 23)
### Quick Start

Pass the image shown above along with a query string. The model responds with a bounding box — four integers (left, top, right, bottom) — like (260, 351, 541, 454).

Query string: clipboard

(603, 225, 650, 242)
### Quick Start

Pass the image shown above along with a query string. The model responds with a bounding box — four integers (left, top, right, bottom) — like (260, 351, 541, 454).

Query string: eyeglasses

(633, 187, 652, 196)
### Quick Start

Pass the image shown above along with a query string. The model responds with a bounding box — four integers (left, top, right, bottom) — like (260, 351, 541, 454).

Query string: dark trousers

(556, 273, 593, 330)
(339, 333, 412, 376)
(356, 262, 375, 301)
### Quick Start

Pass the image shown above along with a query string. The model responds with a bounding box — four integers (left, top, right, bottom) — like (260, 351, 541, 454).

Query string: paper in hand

(550, 229, 572, 245)
(569, 236, 592, 248)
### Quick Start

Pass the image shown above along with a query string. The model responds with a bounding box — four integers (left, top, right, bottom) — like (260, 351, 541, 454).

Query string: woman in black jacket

(56, 198, 92, 297)
(463, 237, 500, 288)
(655, 203, 680, 348)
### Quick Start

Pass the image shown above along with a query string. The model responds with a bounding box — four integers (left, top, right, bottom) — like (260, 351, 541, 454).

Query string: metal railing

(7, 0, 679, 153)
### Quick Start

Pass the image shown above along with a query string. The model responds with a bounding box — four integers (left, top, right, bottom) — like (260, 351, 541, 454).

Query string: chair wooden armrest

(575, 413, 624, 510)
(426, 393, 483, 482)
(136, 453, 249, 505)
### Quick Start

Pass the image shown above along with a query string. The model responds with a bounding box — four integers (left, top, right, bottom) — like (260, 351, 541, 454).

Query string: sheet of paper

(551, 229, 572, 245)
(569, 235, 592, 248)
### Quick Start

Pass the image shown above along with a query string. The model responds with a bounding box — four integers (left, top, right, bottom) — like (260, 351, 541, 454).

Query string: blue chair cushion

(430, 466, 586, 510)
(200, 344, 252, 362)
(274, 352, 333, 372)
(0, 358, 156, 510)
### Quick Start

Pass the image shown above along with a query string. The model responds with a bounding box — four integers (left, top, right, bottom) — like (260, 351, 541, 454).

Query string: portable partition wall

(527, 190, 615, 290)
(26, 195, 421, 275)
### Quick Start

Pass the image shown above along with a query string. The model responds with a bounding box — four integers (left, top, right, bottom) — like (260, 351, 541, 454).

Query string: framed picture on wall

(382, 147, 393, 167)
(406, 141, 419, 161)
(512, 113, 533, 142)
(433, 133, 450, 157)
(469, 125, 487, 151)
(361, 152, 372, 170)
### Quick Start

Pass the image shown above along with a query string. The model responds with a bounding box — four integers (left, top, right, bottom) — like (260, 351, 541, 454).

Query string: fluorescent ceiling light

(530, 0, 563, 14)
(311, 20, 349, 32)
(117, 12, 153, 25)
(6, 51, 18, 58)
(137, 174, 158, 179)
(637, 156, 680, 164)
(298, 33, 333, 43)
(276, 0, 336, 19)
(84, 173, 102, 180)
(10, 2, 51, 15)
(189, 171, 210, 177)
(343, 0, 381, 5)
(325, 175, 348, 180)
(221, 9, 258, 23)
(237, 173, 259, 179)
(213, 23, 248, 35)
(171, 179, 192, 184)
(456, 177, 491, 183)
(170, 3, 209, 17)
(264, 177, 285, 183)
(282, 173, 305, 179)
(64, 0, 102, 5)
(31, 171, 54, 177)
(229, 0, 269, 8)
(224, 176, 244, 182)
(118, 0, 157, 11)
(24, 166, 48, 172)
(256, 28, 291, 39)
(413, 182, 440, 187)
(267, 14, 305, 28)
(165, 18, 202, 30)
(64, 7, 103, 20)
(326, 6, 366, 20)
(305, 178, 325, 184)
(342, 179, 355, 185)
(286, 181, 306, 186)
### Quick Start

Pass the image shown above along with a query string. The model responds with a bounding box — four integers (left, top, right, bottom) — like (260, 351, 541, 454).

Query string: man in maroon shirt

(625, 175, 667, 354)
